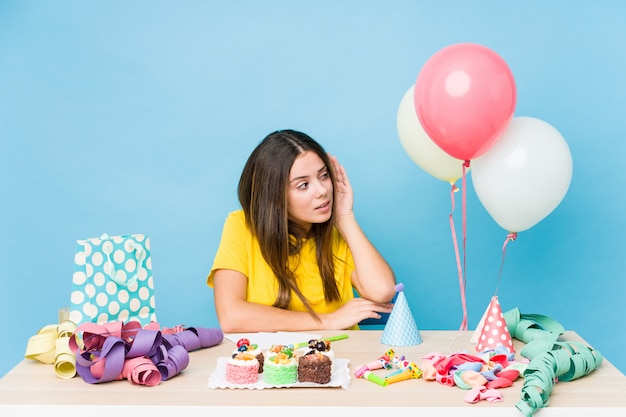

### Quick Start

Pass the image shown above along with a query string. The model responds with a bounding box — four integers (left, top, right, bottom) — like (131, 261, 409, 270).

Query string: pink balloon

(414, 43, 517, 161)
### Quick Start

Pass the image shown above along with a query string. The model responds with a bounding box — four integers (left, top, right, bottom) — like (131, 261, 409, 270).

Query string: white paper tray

(208, 357, 351, 390)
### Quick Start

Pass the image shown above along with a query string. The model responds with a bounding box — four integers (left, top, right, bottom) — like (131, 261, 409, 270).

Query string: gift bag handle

(101, 234, 146, 287)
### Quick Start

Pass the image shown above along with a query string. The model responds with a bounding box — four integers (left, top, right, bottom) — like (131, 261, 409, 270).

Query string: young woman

(207, 129, 396, 332)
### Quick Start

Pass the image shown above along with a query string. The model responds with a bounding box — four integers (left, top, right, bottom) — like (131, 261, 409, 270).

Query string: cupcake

(264, 344, 298, 385)
(298, 339, 333, 384)
(224, 351, 259, 385)
(233, 338, 264, 373)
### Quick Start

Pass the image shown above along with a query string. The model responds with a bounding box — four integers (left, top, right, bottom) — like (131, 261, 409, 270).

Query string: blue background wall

(1, 1, 624, 377)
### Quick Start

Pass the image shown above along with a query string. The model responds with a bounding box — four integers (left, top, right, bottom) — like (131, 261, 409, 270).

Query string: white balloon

(397, 84, 466, 183)
(471, 116, 573, 232)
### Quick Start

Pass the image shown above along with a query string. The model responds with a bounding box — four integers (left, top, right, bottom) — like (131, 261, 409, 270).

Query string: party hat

(474, 296, 515, 353)
(381, 283, 422, 346)
(470, 303, 489, 344)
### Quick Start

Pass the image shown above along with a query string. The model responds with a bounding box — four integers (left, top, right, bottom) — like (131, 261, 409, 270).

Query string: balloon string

(449, 182, 467, 331)
(461, 160, 470, 330)
(496, 232, 517, 296)
(460, 161, 470, 330)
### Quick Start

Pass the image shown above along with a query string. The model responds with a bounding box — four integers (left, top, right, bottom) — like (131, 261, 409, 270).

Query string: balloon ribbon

(449, 160, 470, 331)
(495, 232, 517, 295)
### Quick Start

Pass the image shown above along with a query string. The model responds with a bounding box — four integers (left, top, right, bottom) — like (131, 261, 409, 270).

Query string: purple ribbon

(75, 336, 127, 384)
(73, 325, 223, 385)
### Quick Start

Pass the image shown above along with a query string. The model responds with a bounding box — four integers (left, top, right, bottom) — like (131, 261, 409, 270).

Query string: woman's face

(287, 151, 333, 231)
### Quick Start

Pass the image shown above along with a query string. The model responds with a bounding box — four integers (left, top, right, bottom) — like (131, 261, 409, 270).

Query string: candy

(268, 345, 294, 358)
(236, 338, 250, 348)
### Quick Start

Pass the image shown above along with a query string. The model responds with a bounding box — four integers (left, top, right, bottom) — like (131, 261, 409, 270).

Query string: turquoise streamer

(502, 308, 604, 416)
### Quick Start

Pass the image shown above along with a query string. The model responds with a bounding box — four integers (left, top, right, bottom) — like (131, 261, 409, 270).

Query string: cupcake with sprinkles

(264, 344, 298, 385)
(233, 338, 265, 373)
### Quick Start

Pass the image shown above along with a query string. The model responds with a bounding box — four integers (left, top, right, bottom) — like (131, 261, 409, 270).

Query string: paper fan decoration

(473, 296, 514, 353)
(381, 283, 422, 346)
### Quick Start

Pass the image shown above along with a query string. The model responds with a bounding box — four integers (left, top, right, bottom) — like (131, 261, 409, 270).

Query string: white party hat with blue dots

(381, 283, 422, 346)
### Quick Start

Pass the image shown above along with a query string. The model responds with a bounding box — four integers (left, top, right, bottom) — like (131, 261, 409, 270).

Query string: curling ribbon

(25, 320, 77, 379)
(503, 307, 565, 345)
(495, 232, 517, 295)
(449, 179, 468, 331)
(68, 320, 223, 385)
(515, 341, 603, 416)
(120, 357, 161, 386)
(459, 161, 470, 330)
(498, 307, 603, 416)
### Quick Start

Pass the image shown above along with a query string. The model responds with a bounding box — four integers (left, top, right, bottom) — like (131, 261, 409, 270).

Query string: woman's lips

(316, 201, 331, 213)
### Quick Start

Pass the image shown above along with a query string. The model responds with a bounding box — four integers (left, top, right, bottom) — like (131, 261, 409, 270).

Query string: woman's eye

(297, 182, 308, 190)
(320, 171, 329, 180)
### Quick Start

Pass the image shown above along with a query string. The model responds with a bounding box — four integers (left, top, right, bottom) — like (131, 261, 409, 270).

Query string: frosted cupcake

(225, 352, 259, 385)
(233, 338, 265, 373)
(298, 339, 333, 384)
(264, 344, 298, 385)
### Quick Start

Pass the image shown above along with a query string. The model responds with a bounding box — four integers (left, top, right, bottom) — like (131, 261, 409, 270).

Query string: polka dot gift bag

(69, 233, 157, 326)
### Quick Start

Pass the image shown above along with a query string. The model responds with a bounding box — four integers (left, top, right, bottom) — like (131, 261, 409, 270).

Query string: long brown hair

(237, 130, 341, 319)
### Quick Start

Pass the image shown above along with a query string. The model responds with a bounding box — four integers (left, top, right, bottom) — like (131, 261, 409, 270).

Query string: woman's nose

(314, 180, 329, 197)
